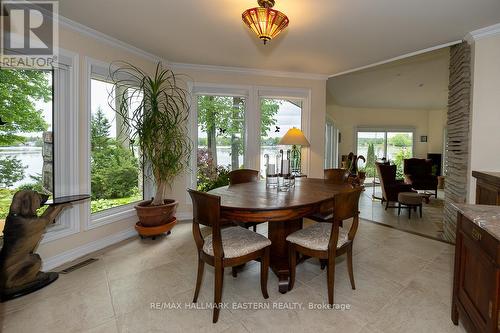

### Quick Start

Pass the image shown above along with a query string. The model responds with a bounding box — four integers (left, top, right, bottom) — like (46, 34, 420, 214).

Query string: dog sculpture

(0, 190, 70, 298)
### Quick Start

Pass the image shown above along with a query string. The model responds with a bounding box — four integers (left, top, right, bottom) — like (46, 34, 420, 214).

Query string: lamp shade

(242, 7, 289, 44)
(279, 127, 310, 146)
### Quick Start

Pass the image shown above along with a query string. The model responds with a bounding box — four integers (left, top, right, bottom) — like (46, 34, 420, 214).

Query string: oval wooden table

(209, 177, 352, 294)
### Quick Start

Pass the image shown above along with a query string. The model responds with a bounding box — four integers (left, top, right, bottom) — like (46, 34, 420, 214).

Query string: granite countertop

(452, 203, 500, 241)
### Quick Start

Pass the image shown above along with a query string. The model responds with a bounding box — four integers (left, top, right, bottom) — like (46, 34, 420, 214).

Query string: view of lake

(204, 145, 291, 175)
(0, 147, 43, 188)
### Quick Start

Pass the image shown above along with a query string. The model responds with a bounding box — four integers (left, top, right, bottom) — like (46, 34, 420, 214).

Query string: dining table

(208, 177, 353, 294)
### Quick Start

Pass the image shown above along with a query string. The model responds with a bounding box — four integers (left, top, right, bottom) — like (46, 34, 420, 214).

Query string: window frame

(41, 49, 81, 243)
(354, 126, 416, 161)
(187, 83, 311, 200)
(83, 57, 149, 230)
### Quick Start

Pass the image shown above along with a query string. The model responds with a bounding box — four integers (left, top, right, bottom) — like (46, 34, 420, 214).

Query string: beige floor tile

(82, 319, 118, 333)
(370, 281, 465, 333)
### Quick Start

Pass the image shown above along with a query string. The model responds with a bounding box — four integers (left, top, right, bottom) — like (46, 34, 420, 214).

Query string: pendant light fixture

(242, 0, 289, 45)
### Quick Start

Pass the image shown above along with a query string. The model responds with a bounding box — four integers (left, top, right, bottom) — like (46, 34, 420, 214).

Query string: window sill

(88, 202, 139, 230)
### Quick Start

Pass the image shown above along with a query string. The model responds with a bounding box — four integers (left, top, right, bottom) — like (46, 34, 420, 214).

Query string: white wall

(468, 32, 500, 203)
(326, 104, 446, 160)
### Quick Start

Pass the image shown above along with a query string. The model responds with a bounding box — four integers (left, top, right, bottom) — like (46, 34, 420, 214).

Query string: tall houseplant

(110, 62, 191, 230)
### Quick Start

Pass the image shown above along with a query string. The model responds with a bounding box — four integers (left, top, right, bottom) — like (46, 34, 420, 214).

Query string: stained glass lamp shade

(242, 5, 289, 44)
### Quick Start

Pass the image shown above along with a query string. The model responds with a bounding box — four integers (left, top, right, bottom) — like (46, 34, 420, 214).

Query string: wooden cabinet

(452, 212, 500, 333)
(473, 171, 500, 205)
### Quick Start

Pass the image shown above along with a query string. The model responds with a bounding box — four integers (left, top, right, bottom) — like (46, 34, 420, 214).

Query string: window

(89, 78, 143, 213)
(259, 98, 302, 176)
(356, 128, 414, 181)
(196, 95, 245, 190)
(324, 120, 339, 169)
(0, 69, 54, 236)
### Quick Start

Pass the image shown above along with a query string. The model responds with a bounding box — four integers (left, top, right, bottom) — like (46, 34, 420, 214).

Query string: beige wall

(38, 26, 327, 263)
(468, 33, 500, 203)
(326, 104, 446, 160)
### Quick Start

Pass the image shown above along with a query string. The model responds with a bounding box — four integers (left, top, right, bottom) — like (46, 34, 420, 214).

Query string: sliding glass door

(356, 129, 414, 180)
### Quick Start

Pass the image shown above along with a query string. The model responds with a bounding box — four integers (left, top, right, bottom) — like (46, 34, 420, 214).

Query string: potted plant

(109, 62, 191, 236)
(357, 166, 367, 185)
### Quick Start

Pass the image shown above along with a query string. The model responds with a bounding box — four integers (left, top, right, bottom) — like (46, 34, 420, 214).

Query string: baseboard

(176, 211, 193, 221)
(42, 227, 137, 271)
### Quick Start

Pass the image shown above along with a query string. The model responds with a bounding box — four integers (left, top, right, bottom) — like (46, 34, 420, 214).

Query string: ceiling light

(242, 0, 289, 45)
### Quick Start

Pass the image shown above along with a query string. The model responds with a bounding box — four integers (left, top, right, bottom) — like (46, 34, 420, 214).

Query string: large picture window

(259, 98, 302, 176)
(196, 95, 245, 191)
(90, 78, 143, 213)
(0, 69, 54, 236)
(356, 128, 414, 180)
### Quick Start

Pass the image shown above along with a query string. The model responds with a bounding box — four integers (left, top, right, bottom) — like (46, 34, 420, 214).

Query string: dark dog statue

(0, 190, 71, 300)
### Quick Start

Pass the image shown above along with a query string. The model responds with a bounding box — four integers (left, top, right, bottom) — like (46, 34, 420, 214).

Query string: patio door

(356, 128, 414, 181)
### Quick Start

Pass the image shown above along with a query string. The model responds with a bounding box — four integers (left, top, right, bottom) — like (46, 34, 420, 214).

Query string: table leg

(267, 219, 302, 294)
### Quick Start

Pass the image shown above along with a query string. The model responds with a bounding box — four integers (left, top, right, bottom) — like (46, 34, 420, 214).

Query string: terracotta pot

(134, 199, 178, 227)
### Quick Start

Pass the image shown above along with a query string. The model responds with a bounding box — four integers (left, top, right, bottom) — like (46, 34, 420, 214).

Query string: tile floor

(0, 219, 466, 333)
(360, 186, 445, 240)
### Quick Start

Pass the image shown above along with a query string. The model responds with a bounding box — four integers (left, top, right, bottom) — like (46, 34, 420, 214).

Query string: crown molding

(57, 15, 167, 64)
(169, 62, 329, 81)
(465, 22, 500, 44)
(329, 40, 462, 78)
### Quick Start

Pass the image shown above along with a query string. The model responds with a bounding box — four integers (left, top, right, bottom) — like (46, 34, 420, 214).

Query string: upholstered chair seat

(286, 223, 349, 251)
(203, 226, 271, 258)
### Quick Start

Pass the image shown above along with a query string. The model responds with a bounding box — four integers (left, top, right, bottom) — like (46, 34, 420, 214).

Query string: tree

(197, 96, 280, 171)
(365, 143, 376, 177)
(0, 156, 26, 188)
(91, 107, 111, 150)
(388, 133, 412, 148)
(0, 69, 51, 145)
(394, 149, 411, 179)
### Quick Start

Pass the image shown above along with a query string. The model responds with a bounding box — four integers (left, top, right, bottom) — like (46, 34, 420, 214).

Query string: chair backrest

(403, 158, 432, 176)
(328, 186, 363, 250)
(228, 169, 259, 185)
(187, 189, 223, 257)
(332, 186, 363, 222)
(324, 168, 349, 184)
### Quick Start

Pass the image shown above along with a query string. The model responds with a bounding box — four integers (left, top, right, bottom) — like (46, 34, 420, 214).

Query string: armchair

(403, 158, 438, 198)
(376, 163, 415, 210)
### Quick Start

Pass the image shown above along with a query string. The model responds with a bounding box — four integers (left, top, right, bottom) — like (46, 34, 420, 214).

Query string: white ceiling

(58, 0, 500, 75)
(327, 48, 450, 110)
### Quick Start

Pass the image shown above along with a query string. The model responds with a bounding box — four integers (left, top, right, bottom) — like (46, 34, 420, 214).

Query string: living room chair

(376, 163, 415, 210)
(228, 169, 260, 232)
(286, 187, 362, 306)
(403, 158, 438, 198)
(188, 189, 271, 323)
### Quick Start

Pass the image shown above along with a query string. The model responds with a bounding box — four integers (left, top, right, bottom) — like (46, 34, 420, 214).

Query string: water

(207, 145, 291, 175)
(0, 147, 43, 188)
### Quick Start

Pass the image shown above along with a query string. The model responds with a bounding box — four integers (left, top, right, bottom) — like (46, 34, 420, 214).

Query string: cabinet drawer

(460, 215, 500, 264)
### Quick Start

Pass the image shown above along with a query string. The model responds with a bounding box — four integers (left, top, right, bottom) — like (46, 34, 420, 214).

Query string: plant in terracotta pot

(109, 62, 191, 234)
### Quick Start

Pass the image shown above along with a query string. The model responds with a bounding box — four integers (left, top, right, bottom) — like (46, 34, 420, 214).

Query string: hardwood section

(473, 171, 500, 206)
(452, 213, 500, 333)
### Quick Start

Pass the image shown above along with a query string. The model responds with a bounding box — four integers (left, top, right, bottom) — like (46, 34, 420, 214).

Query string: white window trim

(187, 83, 311, 203)
(354, 126, 416, 160)
(41, 48, 81, 243)
(82, 56, 148, 230)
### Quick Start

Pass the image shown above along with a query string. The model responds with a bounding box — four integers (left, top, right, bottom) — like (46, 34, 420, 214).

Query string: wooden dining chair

(187, 189, 271, 323)
(307, 169, 351, 223)
(228, 169, 260, 233)
(286, 187, 363, 306)
(324, 168, 350, 184)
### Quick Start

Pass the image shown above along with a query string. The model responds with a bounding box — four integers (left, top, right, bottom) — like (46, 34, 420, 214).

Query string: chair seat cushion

(398, 192, 423, 205)
(203, 226, 271, 258)
(286, 223, 349, 251)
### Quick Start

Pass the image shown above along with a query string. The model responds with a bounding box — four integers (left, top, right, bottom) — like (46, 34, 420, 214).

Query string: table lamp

(279, 127, 310, 175)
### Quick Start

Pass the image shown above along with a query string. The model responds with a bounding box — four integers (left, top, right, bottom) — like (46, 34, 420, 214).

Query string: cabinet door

(457, 231, 496, 332)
